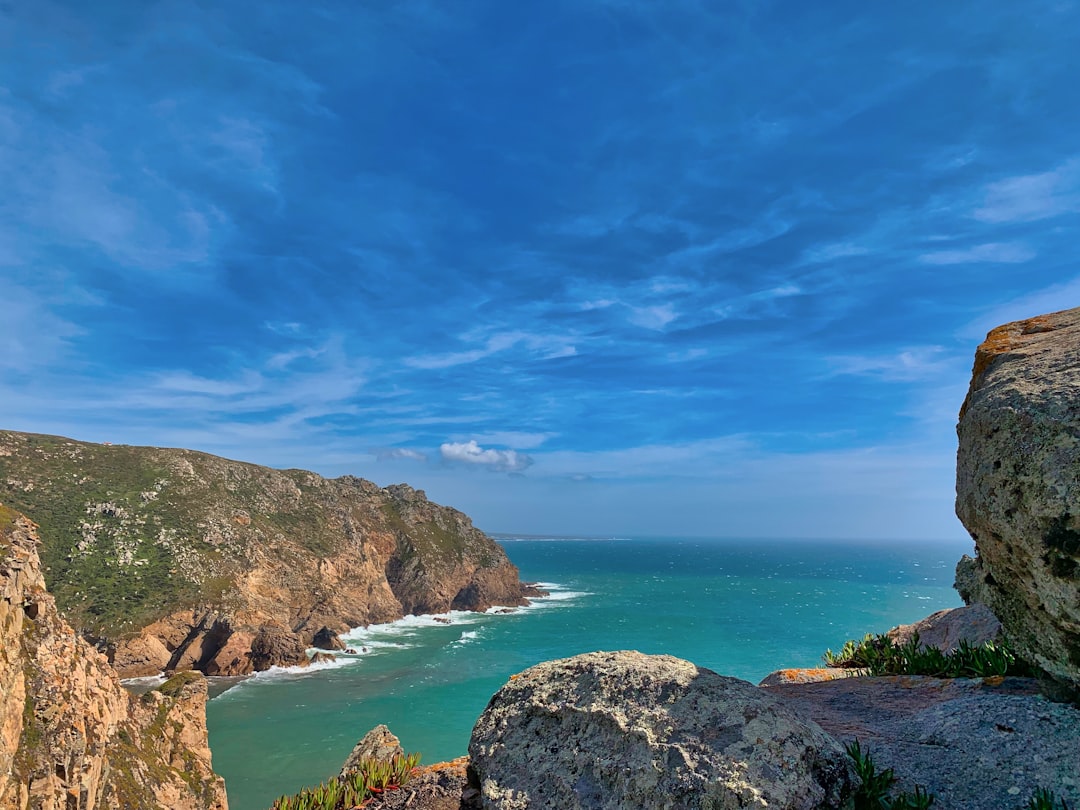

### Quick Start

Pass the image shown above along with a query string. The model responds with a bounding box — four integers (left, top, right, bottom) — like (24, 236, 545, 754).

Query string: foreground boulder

(955, 307, 1080, 687)
(469, 650, 851, 809)
(0, 505, 227, 810)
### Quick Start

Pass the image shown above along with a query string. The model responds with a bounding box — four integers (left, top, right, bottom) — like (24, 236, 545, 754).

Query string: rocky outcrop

(0, 506, 227, 810)
(469, 651, 852, 810)
(954, 307, 1080, 687)
(885, 604, 1002, 653)
(0, 431, 539, 677)
(339, 725, 404, 778)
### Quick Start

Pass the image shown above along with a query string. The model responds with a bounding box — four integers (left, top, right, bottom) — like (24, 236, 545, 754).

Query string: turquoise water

(206, 536, 971, 810)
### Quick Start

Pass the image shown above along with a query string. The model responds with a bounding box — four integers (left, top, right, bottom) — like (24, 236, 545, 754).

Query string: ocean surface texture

(206, 536, 970, 810)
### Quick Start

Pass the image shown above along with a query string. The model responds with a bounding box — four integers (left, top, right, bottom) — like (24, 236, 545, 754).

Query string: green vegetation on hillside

(0, 429, 515, 644)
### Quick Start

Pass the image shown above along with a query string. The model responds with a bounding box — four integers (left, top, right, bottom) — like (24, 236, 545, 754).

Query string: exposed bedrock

(0, 506, 227, 810)
(468, 650, 852, 810)
(954, 307, 1080, 687)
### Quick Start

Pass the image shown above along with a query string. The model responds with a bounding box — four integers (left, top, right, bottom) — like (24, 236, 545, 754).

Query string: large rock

(0, 505, 227, 810)
(469, 650, 852, 810)
(955, 307, 1080, 687)
(0, 431, 538, 677)
(885, 604, 1002, 654)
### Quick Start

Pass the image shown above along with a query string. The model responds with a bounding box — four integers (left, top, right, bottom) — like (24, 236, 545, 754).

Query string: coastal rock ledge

(469, 650, 852, 810)
(955, 306, 1080, 687)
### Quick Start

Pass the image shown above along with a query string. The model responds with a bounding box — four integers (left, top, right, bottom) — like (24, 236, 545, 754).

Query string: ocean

(204, 536, 972, 810)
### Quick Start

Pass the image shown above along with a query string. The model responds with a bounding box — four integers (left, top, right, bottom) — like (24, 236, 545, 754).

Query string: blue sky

(2, 1, 1078, 539)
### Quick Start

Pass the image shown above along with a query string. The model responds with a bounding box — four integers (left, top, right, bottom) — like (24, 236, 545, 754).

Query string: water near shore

(206, 536, 971, 810)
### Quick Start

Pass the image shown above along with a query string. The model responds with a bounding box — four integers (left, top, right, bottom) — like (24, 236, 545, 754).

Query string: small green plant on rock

(846, 740, 934, 809)
(824, 632, 1034, 678)
(1027, 787, 1072, 810)
(271, 753, 421, 810)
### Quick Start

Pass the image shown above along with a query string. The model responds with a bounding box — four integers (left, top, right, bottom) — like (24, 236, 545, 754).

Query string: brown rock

(112, 631, 172, 677)
(0, 506, 228, 810)
(955, 307, 1080, 687)
(250, 623, 309, 670)
(759, 667, 865, 686)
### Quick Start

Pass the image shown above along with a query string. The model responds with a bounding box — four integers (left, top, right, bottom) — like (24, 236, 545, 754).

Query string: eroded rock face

(955, 307, 1080, 687)
(0, 506, 227, 810)
(0, 432, 538, 678)
(469, 650, 852, 810)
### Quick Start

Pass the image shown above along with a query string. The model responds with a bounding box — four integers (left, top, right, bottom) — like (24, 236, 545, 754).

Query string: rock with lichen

(469, 650, 852, 809)
(954, 307, 1080, 688)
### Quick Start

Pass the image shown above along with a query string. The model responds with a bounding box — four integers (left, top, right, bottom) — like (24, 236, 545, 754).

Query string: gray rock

(955, 307, 1080, 687)
(469, 650, 852, 810)
(771, 675, 1080, 810)
(885, 603, 1002, 654)
(340, 724, 405, 778)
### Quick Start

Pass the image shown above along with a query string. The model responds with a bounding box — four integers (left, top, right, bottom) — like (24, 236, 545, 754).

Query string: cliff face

(0, 506, 227, 810)
(955, 307, 1080, 688)
(0, 431, 537, 677)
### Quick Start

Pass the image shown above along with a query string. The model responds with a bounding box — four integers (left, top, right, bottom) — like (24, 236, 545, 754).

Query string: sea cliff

(0, 431, 539, 677)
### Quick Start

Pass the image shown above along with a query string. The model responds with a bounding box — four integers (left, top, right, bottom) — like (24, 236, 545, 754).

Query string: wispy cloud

(919, 241, 1036, 265)
(405, 331, 577, 369)
(974, 158, 1080, 223)
(825, 346, 954, 382)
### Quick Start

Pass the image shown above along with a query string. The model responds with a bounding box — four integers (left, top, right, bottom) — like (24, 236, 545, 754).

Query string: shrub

(824, 632, 1035, 678)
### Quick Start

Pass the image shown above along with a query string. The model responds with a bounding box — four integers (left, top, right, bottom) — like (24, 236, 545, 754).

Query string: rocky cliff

(0, 431, 538, 677)
(0, 505, 227, 810)
(954, 307, 1080, 688)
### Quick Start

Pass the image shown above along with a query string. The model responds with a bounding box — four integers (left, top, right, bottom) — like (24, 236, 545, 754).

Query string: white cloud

(920, 241, 1036, 265)
(974, 158, 1080, 223)
(406, 331, 577, 369)
(439, 440, 533, 473)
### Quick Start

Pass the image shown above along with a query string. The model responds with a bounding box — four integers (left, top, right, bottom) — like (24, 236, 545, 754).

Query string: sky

(1, 1, 1078, 540)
